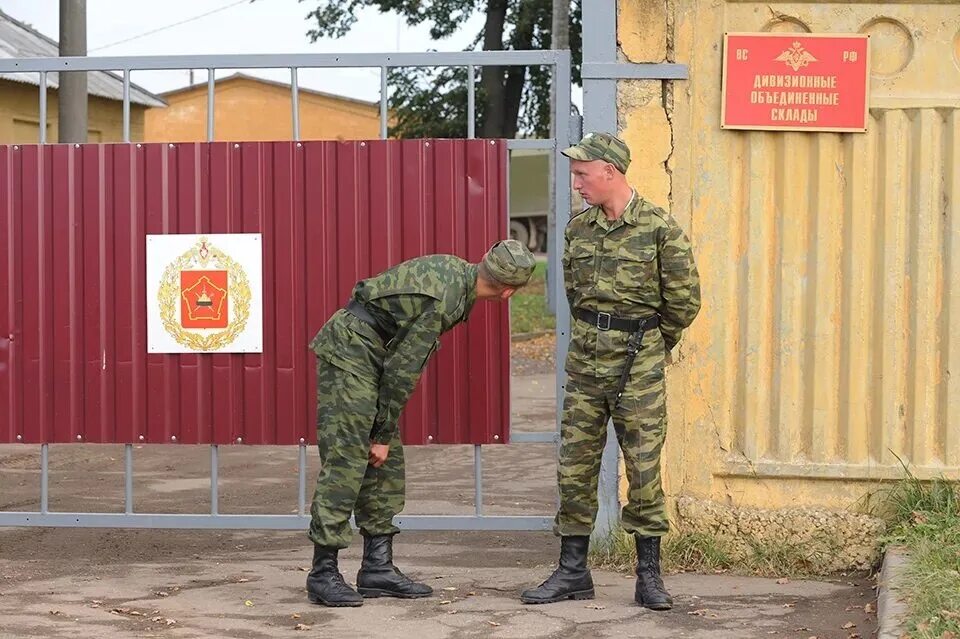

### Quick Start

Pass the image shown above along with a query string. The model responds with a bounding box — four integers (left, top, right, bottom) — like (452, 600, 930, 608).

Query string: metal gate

(2, 139, 512, 447)
(0, 50, 573, 530)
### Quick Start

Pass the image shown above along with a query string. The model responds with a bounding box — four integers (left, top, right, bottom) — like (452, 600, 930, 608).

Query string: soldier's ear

(501, 287, 518, 300)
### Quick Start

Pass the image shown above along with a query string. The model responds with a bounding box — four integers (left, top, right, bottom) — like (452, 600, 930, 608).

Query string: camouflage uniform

(307, 242, 535, 550)
(307, 256, 479, 548)
(556, 135, 701, 539)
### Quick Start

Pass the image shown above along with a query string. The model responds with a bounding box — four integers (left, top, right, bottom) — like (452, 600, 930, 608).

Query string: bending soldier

(306, 240, 536, 607)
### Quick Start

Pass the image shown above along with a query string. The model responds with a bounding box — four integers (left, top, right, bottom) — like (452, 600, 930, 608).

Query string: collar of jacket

(463, 263, 479, 319)
(586, 189, 643, 227)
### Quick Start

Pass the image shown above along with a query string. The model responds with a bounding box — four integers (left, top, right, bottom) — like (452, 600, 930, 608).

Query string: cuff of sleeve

(370, 423, 394, 445)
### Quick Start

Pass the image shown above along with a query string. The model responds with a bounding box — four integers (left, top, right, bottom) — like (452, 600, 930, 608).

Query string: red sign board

(721, 33, 870, 132)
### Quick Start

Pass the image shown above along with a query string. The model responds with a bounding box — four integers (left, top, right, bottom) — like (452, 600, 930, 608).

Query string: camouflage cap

(561, 132, 631, 174)
(482, 239, 536, 287)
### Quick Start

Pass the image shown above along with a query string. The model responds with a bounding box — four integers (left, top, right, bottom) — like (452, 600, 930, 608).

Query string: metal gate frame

(1, 39, 689, 534)
(0, 50, 571, 531)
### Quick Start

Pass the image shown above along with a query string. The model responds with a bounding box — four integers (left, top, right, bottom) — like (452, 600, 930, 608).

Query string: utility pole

(552, 0, 570, 53)
(550, 0, 570, 141)
(58, 0, 87, 143)
(546, 0, 572, 311)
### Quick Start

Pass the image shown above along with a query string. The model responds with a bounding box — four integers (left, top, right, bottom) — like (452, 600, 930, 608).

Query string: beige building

(611, 0, 959, 520)
(144, 73, 382, 142)
(0, 9, 164, 143)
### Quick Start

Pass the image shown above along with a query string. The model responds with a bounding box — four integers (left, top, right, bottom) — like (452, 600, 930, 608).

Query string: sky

(1, 0, 484, 101)
(1, 0, 581, 114)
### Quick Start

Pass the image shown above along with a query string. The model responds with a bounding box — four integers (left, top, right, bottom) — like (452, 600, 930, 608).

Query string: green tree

(301, 0, 581, 138)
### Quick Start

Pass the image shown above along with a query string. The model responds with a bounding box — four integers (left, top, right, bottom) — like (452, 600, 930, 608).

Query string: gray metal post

(582, 0, 621, 545)
(298, 443, 307, 516)
(124, 444, 133, 514)
(40, 444, 49, 514)
(290, 67, 300, 141)
(379, 66, 388, 139)
(206, 70, 215, 142)
(467, 65, 476, 139)
(58, 0, 87, 143)
(553, 52, 573, 514)
(122, 70, 131, 143)
(474, 445, 483, 516)
(38, 71, 48, 143)
(210, 445, 219, 515)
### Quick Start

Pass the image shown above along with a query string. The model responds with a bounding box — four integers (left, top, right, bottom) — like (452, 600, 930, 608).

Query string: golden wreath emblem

(157, 236, 252, 351)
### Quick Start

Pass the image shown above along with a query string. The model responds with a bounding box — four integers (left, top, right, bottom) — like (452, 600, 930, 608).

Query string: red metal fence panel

(0, 140, 510, 446)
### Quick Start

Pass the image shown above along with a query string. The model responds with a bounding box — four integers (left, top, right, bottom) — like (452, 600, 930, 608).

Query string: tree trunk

(502, 67, 524, 139)
(501, 1, 538, 139)
(480, 0, 508, 138)
(551, 0, 570, 133)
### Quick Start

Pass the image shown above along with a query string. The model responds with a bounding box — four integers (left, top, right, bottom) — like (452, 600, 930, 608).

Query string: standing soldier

(521, 133, 701, 610)
(306, 240, 536, 607)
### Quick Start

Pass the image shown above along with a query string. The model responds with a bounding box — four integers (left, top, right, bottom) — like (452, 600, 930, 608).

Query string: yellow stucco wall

(616, 0, 959, 513)
(0, 80, 147, 143)
(144, 76, 381, 142)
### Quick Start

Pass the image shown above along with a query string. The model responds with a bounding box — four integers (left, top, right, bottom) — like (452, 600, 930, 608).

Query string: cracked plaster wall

(615, 0, 676, 210)
(613, 0, 960, 529)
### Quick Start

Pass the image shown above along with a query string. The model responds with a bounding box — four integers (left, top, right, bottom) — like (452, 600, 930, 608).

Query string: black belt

(574, 307, 660, 409)
(574, 307, 659, 334)
(345, 299, 391, 343)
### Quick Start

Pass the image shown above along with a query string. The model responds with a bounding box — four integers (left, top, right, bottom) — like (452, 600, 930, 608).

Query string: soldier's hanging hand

(368, 442, 390, 468)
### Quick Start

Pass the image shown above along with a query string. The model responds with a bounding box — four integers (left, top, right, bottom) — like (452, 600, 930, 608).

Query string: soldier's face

(570, 160, 615, 206)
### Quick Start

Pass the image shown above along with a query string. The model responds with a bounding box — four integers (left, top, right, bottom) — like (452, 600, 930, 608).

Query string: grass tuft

(871, 457, 960, 639)
(588, 529, 832, 578)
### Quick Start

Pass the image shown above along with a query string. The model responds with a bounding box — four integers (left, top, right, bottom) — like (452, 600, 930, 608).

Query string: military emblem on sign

(775, 41, 817, 71)
(157, 236, 252, 351)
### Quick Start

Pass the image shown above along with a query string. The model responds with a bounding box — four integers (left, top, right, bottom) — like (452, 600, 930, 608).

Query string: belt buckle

(596, 312, 612, 331)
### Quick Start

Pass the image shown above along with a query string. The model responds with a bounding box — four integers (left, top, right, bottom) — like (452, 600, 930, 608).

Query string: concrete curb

(877, 546, 910, 639)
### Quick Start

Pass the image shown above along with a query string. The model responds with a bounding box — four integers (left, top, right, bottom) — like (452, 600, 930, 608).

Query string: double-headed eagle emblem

(775, 42, 817, 71)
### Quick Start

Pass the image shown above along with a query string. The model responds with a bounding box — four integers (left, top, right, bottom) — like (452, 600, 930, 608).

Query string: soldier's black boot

(634, 536, 672, 610)
(520, 535, 595, 604)
(356, 533, 433, 599)
(306, 544, 363, 607)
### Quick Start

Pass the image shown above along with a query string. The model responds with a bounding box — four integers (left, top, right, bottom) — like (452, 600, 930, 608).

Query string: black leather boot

(306, 545, 363, 607)
(520, 536, 595, 604)
(355, 534, 433, 599)
(635, 536, 672, 610)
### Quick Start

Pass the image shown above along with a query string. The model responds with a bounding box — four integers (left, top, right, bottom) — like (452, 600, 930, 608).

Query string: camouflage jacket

(563, 192, 701, 377)
(310, 255, 479, 444)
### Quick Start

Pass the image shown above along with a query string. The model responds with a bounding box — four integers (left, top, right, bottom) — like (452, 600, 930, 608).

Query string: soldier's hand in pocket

(368, 442, 390, 468)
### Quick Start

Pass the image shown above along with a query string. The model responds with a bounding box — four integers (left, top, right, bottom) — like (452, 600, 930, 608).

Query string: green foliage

(300, 0, 582, 138)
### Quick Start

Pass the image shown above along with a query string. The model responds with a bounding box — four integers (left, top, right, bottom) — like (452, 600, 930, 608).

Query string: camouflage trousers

(553, 369, 668, 538)
(308, 358, 405, 549)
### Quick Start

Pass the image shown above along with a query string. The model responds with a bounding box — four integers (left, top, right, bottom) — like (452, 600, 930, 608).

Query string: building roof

(0, 8, 166, 108)
(160, 72, 377, 109)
